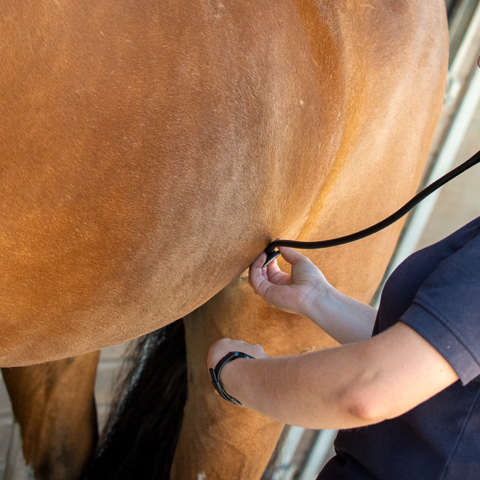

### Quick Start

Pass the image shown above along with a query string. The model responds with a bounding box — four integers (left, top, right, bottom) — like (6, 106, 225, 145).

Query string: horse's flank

(0, 0, 447, 367)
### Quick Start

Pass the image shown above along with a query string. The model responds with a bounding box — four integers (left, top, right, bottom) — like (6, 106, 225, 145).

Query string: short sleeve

(400, 233, 480, 385)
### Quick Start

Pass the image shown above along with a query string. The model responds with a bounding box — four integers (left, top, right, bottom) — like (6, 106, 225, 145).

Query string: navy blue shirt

(318, 217, 480, 480)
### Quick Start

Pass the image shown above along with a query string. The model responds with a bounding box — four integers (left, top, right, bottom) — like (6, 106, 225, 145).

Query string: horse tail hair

(84, 319, 187, 480)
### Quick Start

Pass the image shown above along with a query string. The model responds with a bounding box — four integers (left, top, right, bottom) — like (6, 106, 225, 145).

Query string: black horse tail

(84, 319, 187, 480)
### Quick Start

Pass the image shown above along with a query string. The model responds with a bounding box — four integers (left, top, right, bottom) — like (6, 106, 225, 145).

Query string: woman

(208, 159, 480, 478)
(208, 56, 480, 480)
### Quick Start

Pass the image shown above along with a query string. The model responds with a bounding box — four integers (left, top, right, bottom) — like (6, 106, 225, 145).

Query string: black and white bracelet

(209, 351, 254, 406)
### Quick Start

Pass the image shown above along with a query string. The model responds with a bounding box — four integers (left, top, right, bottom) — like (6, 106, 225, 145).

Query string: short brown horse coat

(0, 0, 448, 478)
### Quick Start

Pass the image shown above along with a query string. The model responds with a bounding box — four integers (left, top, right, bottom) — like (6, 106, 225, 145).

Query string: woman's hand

(249, 247, 332, 318)
(207, 338, 269, 372)
(207, 339, 269, 403)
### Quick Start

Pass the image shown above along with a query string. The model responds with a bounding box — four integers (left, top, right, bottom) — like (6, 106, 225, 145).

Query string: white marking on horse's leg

(4, 421, 35, 480)
(197, 471, 207, 480)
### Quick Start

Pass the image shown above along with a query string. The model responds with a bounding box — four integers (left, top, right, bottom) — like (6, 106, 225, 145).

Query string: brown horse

(0, 0, 448, 478)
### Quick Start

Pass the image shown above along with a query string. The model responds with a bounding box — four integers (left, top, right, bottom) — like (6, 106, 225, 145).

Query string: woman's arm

(249, 247, 376, 344)
(208, 322, 459, 430)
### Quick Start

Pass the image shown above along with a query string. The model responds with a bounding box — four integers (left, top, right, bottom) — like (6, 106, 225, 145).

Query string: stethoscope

(263, 147, 480, 267)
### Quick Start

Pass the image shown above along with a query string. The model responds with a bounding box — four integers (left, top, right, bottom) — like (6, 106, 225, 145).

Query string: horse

(0, 0, 448, 478)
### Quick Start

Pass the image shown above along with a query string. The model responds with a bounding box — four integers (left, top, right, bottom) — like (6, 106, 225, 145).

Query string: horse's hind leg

(171, 273, 337, 480)
(2, 351, 99, 480)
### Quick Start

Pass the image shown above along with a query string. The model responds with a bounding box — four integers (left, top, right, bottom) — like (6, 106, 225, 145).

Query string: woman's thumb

(278, 246, 309, 266)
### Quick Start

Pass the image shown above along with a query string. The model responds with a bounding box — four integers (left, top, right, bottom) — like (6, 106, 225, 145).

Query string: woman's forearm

(303, 286, 377, 344)
(215, 322, 459, 430)
(220, 342, 377, 430)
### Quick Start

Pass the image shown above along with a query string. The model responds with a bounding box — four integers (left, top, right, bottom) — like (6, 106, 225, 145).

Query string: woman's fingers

(250, 247, 308, 290)
(266, 259, 292, 285)
(249, 252, 270, 294)
(250, 246, 313, 297)
(251, 251, 267, 270)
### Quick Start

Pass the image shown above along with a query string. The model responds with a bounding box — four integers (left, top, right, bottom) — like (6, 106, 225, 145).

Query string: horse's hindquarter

(175, 2, 449, 479)
(0, 0, 447, 367)
(298, 1, 449, 302)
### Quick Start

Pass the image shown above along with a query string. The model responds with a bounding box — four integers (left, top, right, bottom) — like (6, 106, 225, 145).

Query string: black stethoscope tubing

(263, 147, 480, 266)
